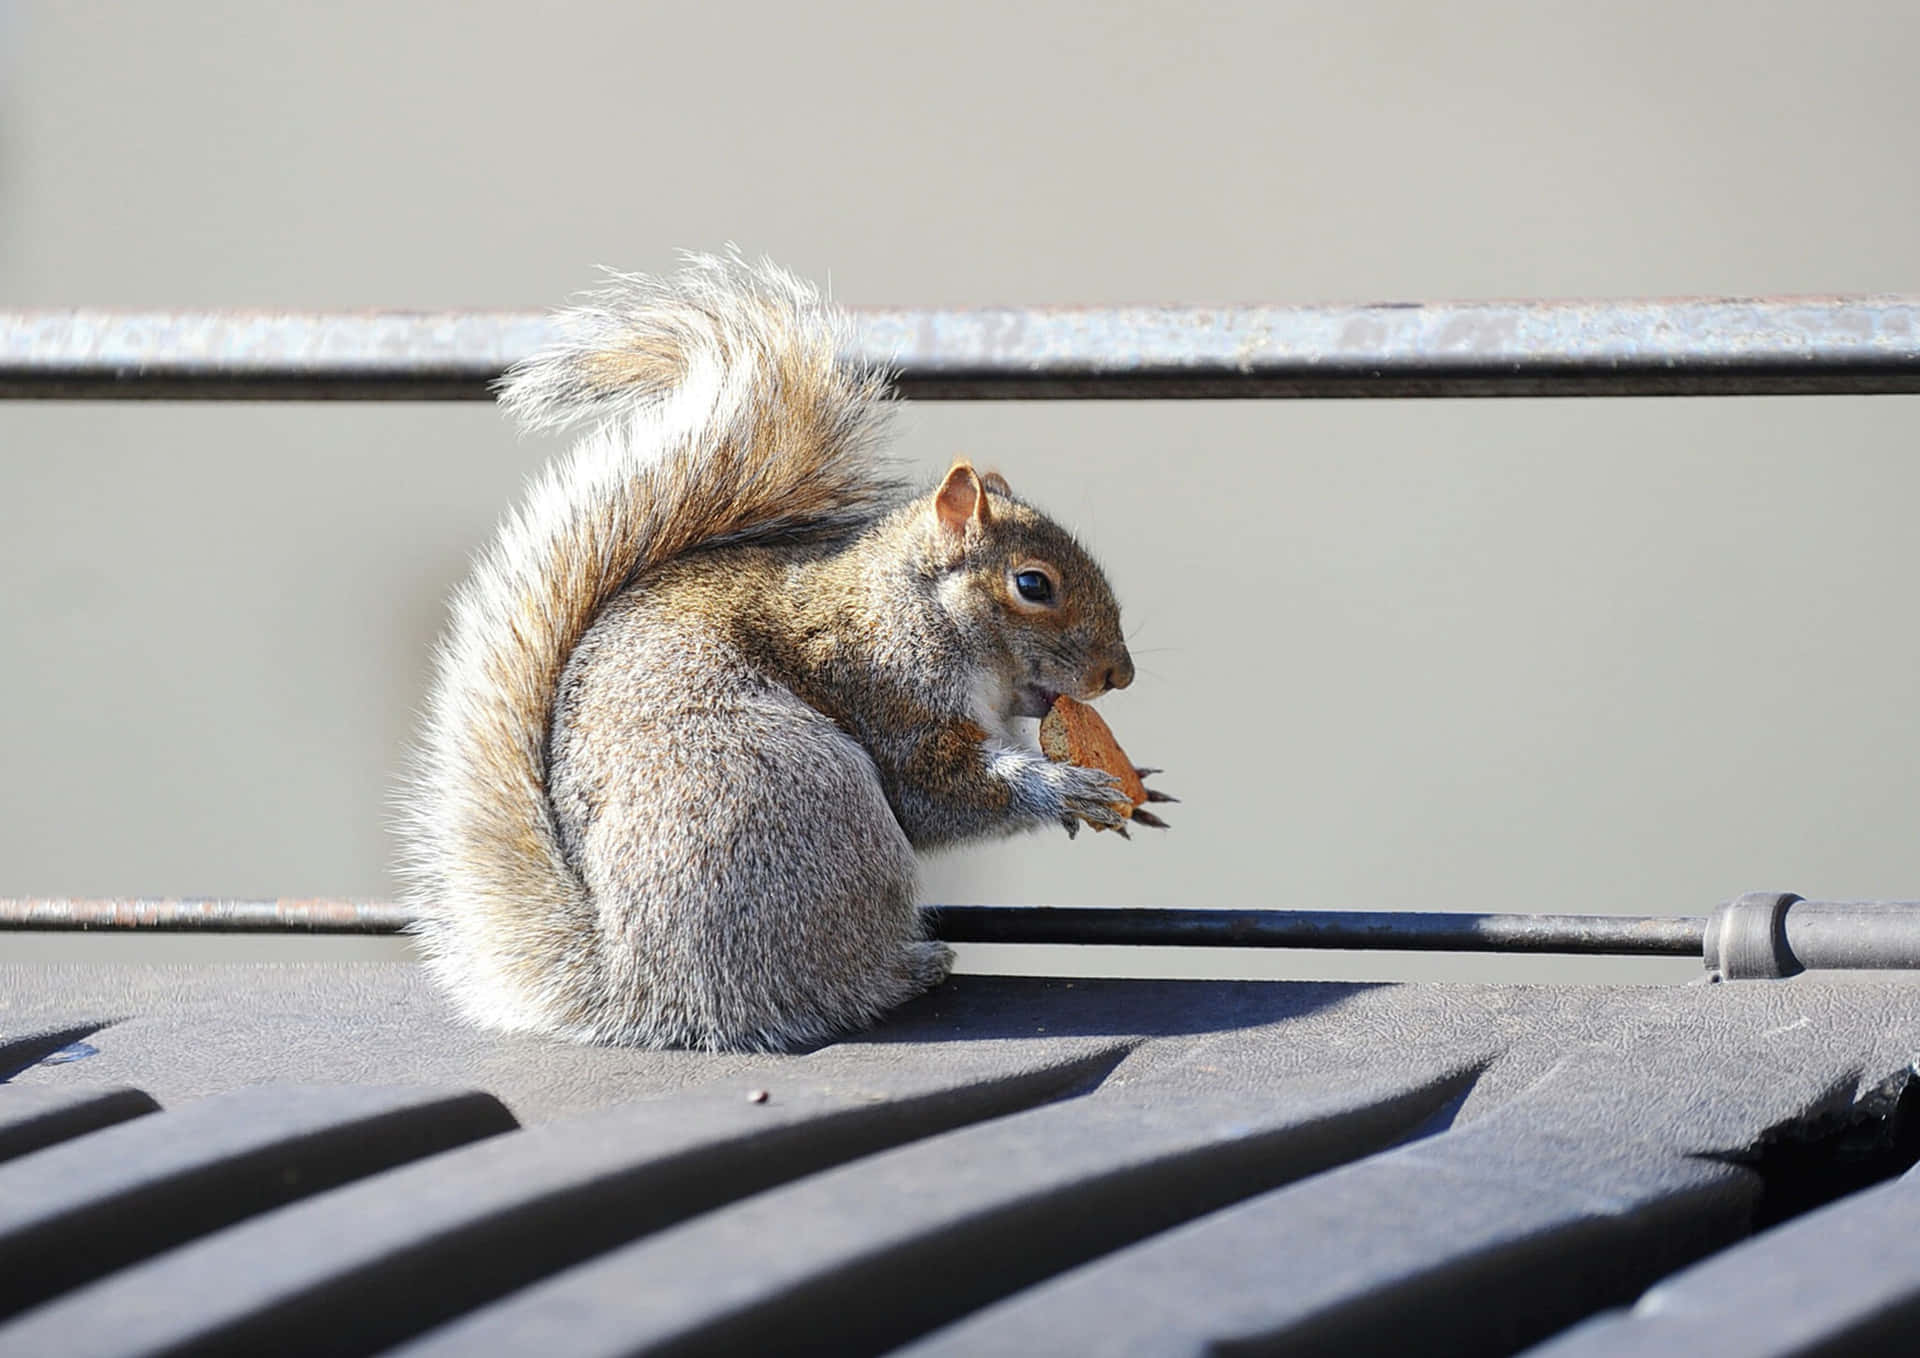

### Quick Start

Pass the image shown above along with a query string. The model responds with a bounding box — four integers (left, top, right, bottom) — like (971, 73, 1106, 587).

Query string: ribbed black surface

(0, 964, 1915, 1357)
(0, 1084, 159, 1164)
(1523, 1161, 1920, 1358)
(0, 1083, 516, 1322)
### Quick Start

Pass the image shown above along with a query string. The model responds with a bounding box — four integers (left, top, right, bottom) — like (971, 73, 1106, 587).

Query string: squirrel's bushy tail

(398, 253, 898, 1036)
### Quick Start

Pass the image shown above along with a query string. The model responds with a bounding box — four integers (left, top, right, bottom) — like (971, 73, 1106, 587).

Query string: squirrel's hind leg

(904, 938, 957, 992)
(551, 643, 939, 1051)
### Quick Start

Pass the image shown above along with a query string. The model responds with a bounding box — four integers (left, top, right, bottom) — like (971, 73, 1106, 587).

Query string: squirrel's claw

(1133, 763, 1174, 826)
(1133, 768, 1176, 821)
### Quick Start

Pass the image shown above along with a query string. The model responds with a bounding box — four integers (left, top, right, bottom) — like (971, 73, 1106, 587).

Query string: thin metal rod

(0, 899, 416, 934)
(3, 297, 1917, 401)
(926, 906, 1708, 955)
(0, 898, 1707, 956)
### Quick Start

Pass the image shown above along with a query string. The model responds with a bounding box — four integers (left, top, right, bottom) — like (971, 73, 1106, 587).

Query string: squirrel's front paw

(1050, 763, 1131, 838)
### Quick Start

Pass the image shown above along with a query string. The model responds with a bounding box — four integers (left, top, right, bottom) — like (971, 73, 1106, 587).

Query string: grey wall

(3, 2, 1916, 979)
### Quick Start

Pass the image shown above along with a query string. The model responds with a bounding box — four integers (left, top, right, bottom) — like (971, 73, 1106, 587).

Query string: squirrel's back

(396, 255, 902, 1041)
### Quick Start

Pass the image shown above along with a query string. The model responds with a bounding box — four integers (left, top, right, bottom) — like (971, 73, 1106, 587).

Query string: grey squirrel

(398, 253, 1166, 1051)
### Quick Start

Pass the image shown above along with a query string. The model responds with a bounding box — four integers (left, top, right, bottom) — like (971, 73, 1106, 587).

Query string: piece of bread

(1038, 696, 1148, 815)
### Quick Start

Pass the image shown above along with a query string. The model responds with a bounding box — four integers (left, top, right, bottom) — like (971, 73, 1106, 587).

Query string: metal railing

(6, 294, 1920, 973)
(5, 296, 1919, 400)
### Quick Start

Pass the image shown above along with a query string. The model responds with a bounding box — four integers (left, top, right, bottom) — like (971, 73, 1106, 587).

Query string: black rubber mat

(1, 964, 1915, 1356)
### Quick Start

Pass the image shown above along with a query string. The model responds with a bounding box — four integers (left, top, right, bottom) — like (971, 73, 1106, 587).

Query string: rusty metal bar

(0, 897, 1706, 955)
(0, 898, 416, 934)
(3, 297, 1918, 401)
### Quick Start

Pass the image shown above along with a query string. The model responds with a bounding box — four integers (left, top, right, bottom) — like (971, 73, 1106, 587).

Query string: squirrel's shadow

(841, 975, 1382, 1046)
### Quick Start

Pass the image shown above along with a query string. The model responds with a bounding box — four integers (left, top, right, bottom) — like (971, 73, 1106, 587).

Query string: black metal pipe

(926, 906, 1708, 955)
(16, 897, 1920, 969)
(3, 297, 1917, 401)
(0, 897, 1705, 955)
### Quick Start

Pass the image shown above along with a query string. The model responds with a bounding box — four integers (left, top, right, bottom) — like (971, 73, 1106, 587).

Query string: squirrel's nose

(1102, 648, 1135, 692)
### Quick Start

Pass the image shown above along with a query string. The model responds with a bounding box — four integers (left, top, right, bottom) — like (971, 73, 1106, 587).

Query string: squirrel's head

(924, 458, 1134, 719)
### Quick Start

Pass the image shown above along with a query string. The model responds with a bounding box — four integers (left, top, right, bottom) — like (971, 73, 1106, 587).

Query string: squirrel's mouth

(1011, 685, 1059, 720)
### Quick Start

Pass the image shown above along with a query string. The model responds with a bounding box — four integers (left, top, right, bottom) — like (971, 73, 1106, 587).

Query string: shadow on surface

(850, 975, 1382, 1044)
(0, 1022, 118, 1083)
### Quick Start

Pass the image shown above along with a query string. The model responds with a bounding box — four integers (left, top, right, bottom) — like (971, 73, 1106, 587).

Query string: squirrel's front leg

(992, 745, 1134, 841)
(883, 719, 1129, 849)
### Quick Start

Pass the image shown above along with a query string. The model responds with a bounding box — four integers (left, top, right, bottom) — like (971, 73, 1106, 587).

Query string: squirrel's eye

(1014, 570, 1055, 604)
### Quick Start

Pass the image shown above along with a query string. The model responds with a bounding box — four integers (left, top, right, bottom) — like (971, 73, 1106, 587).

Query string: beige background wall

(3, 2, 1917, 981)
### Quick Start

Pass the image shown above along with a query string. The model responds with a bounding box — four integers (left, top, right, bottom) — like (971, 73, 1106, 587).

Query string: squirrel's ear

(981, 470, 1012, 497)
(934, 458, 991, 537)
